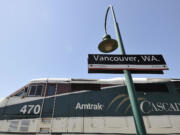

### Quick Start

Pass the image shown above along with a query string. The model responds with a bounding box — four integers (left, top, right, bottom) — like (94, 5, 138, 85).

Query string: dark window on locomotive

(36, 85, 43, 96)
(28, 85, 43, 96)
(14, 89, 25, 96)
(46, 84, 56, 96)
(24, 87, 28, 94)
(172, 81, 180, 93)
(29, 86, 36, 95)
(56, 83, 71, 94)
(135, 83, 169, 92)
(71, 83, 100, 91)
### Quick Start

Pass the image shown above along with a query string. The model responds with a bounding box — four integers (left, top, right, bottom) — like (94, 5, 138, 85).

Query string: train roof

(29, 78, 180, 84)
(7, 78, 180, 98)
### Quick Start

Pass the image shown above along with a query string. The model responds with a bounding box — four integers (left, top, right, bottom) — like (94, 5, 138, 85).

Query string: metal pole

(109, 5, 147, 135)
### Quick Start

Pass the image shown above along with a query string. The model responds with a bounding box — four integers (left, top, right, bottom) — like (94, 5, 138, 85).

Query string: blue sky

(0, 0, 180, 97)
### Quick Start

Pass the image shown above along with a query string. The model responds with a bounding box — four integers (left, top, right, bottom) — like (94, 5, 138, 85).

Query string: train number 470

(20, 105, 41, 114)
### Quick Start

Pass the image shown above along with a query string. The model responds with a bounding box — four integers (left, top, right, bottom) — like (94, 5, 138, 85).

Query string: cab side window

(29, 86, 36, 96)
(28, 84, 44, 96)
(14, 89, 25, 96)
(46, 84, 56, 96)
(14, 86, 29, 97)
(36, 85, 43, 96)
(24, 87, 28, 95)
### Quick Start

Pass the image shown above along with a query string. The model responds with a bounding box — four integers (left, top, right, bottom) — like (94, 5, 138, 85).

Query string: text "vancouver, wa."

(88, 54, 168, 74)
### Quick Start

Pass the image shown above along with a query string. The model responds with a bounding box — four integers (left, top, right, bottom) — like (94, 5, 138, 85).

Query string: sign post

(89, 5, 169, 135)
(107, 6, 147, 134)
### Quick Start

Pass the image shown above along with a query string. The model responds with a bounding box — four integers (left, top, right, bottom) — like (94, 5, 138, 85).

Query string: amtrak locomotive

(0, 78, 180, 135)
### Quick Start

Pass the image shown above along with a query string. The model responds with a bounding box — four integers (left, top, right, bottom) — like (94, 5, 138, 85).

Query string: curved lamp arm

(104, 6, 110, 35)
(104, 5, 118, 35)
(104, 5, 126, 54)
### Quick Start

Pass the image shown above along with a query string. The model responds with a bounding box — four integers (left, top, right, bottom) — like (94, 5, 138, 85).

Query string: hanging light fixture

(98, 34, 118, 53)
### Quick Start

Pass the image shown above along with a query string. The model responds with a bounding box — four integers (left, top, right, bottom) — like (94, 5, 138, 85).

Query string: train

(0, 77, 180, 135)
